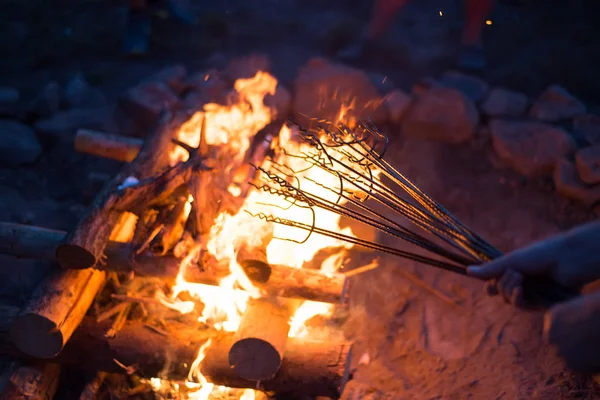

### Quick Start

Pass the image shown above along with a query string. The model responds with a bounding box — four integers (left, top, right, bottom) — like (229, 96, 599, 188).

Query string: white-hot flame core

(161, 71, 367, 399)
(186, 339, 214, 399)
(171, 71, 277, 165)
(288, 301, 334, 338)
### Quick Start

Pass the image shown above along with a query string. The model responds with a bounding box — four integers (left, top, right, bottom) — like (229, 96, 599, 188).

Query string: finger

(511, 286, 524, 308)
(467, 240, 555, 280)
(497, 269, 522, 304)
(497, 272, 514, 304)
(509, 272, 524, 306)
(484, 278, 499, 296)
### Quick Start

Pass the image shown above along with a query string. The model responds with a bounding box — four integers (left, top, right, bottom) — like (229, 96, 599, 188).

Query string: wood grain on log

(10, 268, 106, 359)
(229, 298, 300, 381)
(10, 211, 138, 358)
(75, 129, 143, 163)
(149, 195, 191, 256)
(0, 308, 352, 398)
(0, 361, 60, 400)
(0, 223, 63, 261)
(0, 222, 347, 303)
(56, 111, 186, 270)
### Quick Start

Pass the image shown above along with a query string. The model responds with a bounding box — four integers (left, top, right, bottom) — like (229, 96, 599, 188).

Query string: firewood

(0, 222, 63, 260)
(9, 268, 107, 359)
(0, 308, 352, 398)
(10, 114, 183, 358)
(0, 222, 348, 303)
(56, 111, 187, 270)
(111, 151, 207, 216)
(229, 297, 300, 381)
(78, 372, 106, 400)
(234, 224, 273, 279)
(149, 195, 191, 256)
(0, 361, 60, 400)
(75, 129, 143, 162)
(9, 210, 138, 359)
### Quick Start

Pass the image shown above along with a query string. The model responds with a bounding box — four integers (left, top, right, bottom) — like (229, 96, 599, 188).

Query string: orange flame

(162, 70, 365, 399)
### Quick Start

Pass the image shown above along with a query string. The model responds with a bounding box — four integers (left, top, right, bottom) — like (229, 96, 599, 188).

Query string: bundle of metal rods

(247, 118, 578, 308)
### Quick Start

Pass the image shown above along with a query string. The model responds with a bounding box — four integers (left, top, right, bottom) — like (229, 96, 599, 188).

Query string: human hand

(466, 221, 600, 306)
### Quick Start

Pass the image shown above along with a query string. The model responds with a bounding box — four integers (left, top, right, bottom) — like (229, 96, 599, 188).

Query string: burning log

(149, 195, 191, 256)
(56, 111, 186, 270)
(9, 268, 107, 359)
(0, 361, 60, 400)
(205, 332, 352, 398)
(234, 223, 273, 281)
(229, 298, 300, 381)
(0, 221, 348, 303)
(0, 306, 351, 398)
(75, 129, 143, 163)
(10, 113, 189, 360)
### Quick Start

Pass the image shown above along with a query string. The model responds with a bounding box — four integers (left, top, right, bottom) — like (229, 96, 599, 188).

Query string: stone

(26, 81, 61, 119)
(573, 114, 600, 145)
(64, 74, 107, 109)
(185, 69, 224, 91)
(369, 73, 395, 95)
(554, 159, 600, 207)
(0, 119, 42, 166)
(529, 84, 586, 122)
(35, 107, 114, 140)
(411, 77, 442, 98)
(384, 89, 413, 126)
(401, 86, 478, 143)
(480, 87, 529, 117)
(575, 144, 600, 185)
(206, 53, 228, 70)
(0, 87, 19, 116)
(439, 70, 489, 103)
(147, 65, 188, 95)
(490, 120, 575, 177)
(182, 72, 229, 111)
(264, 84, 292, 120)
(293, 58, 388, 126)
(117, 82, 180, 132)
(224, 54, 271, 83)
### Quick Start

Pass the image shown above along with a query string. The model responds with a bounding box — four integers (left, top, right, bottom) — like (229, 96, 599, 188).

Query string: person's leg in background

(338, 0, 410, 60)
(123, 0, 197, 55)
(458, 0, 498, 69)
(124, 0, 151, 55)
(366, 0, 411, 41)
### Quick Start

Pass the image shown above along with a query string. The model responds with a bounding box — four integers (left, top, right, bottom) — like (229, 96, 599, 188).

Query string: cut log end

(239, 259, 271, 283)
(55, 244, 96, 270)
(228, 338, 282, 381)
(10, 313, 64, 359)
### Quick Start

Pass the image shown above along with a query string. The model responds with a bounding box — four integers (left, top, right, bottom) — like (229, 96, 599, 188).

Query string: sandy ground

(1, 0, 599, 398)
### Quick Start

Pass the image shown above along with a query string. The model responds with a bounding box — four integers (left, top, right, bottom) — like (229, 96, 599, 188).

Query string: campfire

(0, 69, 368, 399)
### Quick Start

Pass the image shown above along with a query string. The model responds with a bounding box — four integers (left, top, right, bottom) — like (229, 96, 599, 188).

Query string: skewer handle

(522, 276, 580, 310)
